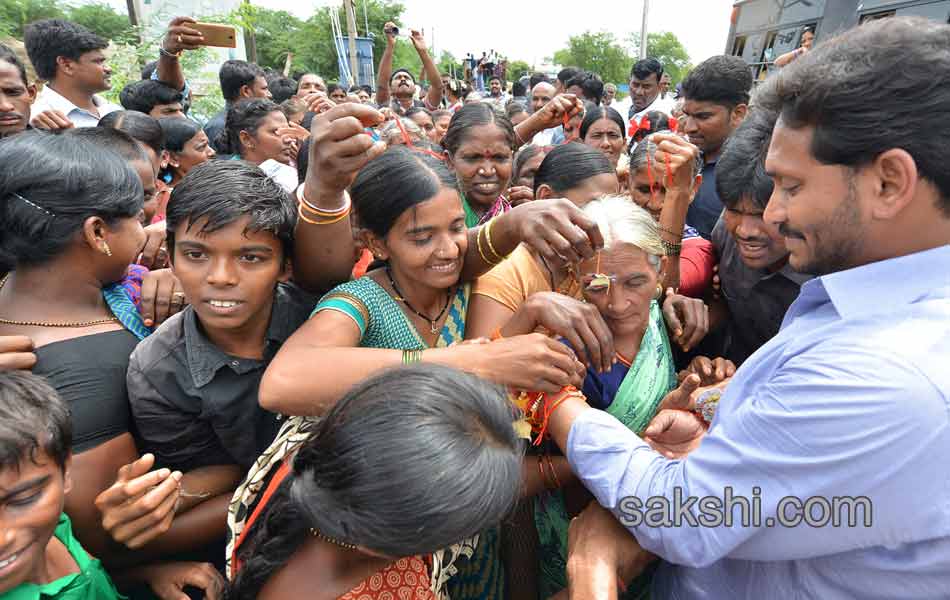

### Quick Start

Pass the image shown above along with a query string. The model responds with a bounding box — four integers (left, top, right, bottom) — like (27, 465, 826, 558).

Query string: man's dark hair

(565, 71, 604, 106)
(529, 72, 548, 89)
(511, 80, 526, 98)
(141, 60, 157, 80)
(390, 68, 415, 85)
(0, 43, 28, 85)
(166, 159, 296, 258)
(716, 109, 777, 210)
(681, 55, 752, 109)
(757, 16, 950, 216)
(630, 57, 663, 82)
(557, 67, 581, 85)
(24, 19, 108, 81)
(98, 110, 165, 156)
(68, 126, 150, 165)
(267, 75, 298, 104)
(220, 59, 264, 103)
(119, 80, 183, 114)
(0, 371, 72, 472)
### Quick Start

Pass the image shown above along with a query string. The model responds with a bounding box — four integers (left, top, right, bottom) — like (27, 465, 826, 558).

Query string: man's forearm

(376, 43, 395, 105)
(156, 54, 186, 92)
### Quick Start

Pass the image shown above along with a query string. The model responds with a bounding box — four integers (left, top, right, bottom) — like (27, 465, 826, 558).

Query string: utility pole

(243, 0, 258, 63)
(343, 0, 360, 86)
(639, 0, 650, 59)
(125, 0, 139, 26)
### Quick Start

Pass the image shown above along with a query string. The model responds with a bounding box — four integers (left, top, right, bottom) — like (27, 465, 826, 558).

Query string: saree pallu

(461, 192, 511, 228)
(535, 300, 676, 600)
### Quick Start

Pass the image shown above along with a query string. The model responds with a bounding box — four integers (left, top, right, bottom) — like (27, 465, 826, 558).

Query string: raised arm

(156, 17, 204, 92)
(292, 103, 386, 293)
(408, 29, 443, 109)
(375, 22, 397, 106)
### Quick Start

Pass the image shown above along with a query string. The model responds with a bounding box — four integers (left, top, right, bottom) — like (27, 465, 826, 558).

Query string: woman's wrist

(301, 182, 347, 211)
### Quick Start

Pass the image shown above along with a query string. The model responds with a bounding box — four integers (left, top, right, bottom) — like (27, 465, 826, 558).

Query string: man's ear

(731, 103, 749, 128)
(239, 84, 253, 99)
(868, 148, 918, 221)
(26, 83, 37, 104)
(56, 56, 76, 77)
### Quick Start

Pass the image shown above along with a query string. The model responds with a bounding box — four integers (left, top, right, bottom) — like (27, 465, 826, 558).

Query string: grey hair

(380, 118, 425, 145)
(582, 195, 663, 270)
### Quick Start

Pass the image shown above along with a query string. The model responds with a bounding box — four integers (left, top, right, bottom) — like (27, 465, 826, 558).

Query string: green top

(5, 513, 124, 600)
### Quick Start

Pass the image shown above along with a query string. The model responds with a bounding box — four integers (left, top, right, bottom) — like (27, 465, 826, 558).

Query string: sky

(101, 0, 737, 69)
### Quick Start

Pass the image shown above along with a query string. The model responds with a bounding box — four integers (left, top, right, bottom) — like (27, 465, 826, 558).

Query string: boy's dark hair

(681, 55, 752, 109)
(511, 81, 526, 98)
(119, 80, 183, 114)
(630, 57, 663, 82)
(24, 19, 107, 82)
(166, 160, 296, 259)
(68, 127, 150, 165)
(98, 110, 165, 156)
(0, 43, 29, 85)
(716, 109, 777, 210)
(220, 59, 264, 103)
(0, 371, 72, 472)
(529, 72, 548, 90)
(756, 16, 950, 216)
(556, 67, 581, 85)
(390, 68, 415, 85)
(565, 71, 604, 105)
(267, 75, 298, 104)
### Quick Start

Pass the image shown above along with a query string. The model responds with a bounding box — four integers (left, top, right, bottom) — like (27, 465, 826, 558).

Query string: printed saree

(535, 300, 676, 599)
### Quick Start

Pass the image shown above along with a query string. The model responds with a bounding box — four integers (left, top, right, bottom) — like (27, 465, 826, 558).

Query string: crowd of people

(0, 11, 948, 600)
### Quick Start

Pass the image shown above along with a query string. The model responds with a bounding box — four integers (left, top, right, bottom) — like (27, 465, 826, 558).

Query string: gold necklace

(0, 274, 120, 328)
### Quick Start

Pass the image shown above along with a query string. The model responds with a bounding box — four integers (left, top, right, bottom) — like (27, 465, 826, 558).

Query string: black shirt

(33, 330, 140, 453)
(686, 160, 722, 240)
(711, 217, 814, 364)
(126, 283, 316, 473)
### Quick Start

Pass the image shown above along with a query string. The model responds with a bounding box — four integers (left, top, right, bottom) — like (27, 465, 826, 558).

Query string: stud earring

(654, 284, 663, 300)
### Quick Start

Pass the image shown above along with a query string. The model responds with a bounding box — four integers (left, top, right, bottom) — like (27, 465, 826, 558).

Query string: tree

(0, 0, 64, 39)
(552, 31, 632, 85)
(626, 31, 692, 84)
(68, 2, 134, 43)
(506, 59, 531, 82)
(249, 8, 303, 72)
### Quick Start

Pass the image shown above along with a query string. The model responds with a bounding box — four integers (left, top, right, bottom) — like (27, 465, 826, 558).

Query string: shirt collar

(183, 288, 293, 388)
(35, 85, 108, 116)
(819, 245, 950, 319)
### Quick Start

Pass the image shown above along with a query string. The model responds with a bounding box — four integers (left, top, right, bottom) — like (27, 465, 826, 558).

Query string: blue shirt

(567, 244, 950, 599)
(685, 160, 720, 239)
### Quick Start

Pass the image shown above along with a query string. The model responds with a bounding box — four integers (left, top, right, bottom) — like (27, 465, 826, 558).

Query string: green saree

(534, 300, 676, 600)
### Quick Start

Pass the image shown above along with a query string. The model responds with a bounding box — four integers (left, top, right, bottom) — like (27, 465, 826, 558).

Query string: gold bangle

(476, 224, 501, 266)
(298, 202, 350, 225)
(484, 217, 506, 262)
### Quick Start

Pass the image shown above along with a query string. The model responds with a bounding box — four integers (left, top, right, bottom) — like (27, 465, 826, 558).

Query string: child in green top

(0, 371, 225, 600)
(0, 370, 122, 600)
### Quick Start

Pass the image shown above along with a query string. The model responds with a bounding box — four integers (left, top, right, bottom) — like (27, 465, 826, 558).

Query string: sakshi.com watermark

(618, 487, 872, 528)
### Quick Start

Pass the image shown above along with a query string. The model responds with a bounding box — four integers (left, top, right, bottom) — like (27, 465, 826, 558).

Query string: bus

(725, 0, 950, 81)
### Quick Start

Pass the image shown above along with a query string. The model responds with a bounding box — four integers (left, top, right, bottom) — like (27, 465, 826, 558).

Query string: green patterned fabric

(535, 301, 676, 600)
(314, 275, 505, 600)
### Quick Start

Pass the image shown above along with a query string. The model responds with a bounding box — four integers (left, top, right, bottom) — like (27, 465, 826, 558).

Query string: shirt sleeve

(566, 341, 950, 568)
(678, 237, 716, 298)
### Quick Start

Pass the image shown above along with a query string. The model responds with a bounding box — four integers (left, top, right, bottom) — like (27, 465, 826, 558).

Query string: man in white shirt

(24, 19, 120, 129)
(612, 57, 675, 126)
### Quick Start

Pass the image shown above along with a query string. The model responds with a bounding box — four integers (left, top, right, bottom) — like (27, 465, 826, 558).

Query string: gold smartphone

(192, 22, 237, 48)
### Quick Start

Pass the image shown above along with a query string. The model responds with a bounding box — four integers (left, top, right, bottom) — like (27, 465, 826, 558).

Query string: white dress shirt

(31, 84, 120, 128)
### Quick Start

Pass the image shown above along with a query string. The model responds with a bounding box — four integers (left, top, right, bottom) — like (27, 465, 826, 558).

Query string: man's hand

(138, 221, 169, 269)
(566, 502, 656, 600)
(162, 17, 204, 54)
(661, 289, 709, 352)
(679, 355, 735, 386)
(141, 562, 224, 600)
(0, 336, 36, 371)
(506, 185, 534, 207)
(140, 269, 185, 328)
(649, 132, 702, 193)
(95, 454, 182, 549)
(531, 94, 584, 132)
(30, 110, 74, 131)
(642, 409, 707, 459)
(409, 28, 427, 53)
(383, 21, 398, 44)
